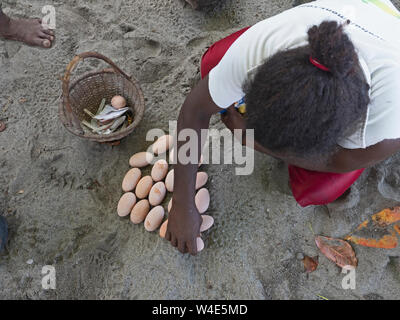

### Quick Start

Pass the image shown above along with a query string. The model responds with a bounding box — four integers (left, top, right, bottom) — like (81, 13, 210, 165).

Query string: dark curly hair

(245, 20, 370, 158)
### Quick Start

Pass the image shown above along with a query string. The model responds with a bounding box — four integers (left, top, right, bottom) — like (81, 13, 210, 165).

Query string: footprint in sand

(377, 166, 400, 201)
(123, 37, 162, 60)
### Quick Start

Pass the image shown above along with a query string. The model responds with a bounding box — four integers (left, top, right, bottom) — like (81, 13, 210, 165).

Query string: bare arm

(166, 75, 221, 255)
(221, 105, 400, 173)
(326, 139, 400, 172)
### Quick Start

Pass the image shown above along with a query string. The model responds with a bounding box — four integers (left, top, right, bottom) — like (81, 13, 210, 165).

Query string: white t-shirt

(208, 0, 400, 149)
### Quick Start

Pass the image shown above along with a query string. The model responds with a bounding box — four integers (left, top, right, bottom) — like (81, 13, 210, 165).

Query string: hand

(166, 200, 202, 255)
(221, 105, 246, 143)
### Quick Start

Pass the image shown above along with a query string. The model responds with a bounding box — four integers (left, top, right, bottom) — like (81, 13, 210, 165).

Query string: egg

(195, 188, 210, 214)
(122, 168, 141, 192)
(151, 159, 169, 182)
(135, 176, 153, 199)
(117, 192, 136, 217)
(148, 182, 167, 206)
(198, 154, 204, 167)
(165, 169, 174, 192)
(159, 220, 168, 238)
(111, 95, 127, 109)
(152, 135, 173, 155)
(195, 172, 208, 190)
(168, 198, 173, 213)
(169, 148, 175, 164)
(129, 152, 154, 168)
(197, 237, 204, 252)
(200, 215, 214, 232)
(130, 199, 150, 224)
(144, 206, 165, 232)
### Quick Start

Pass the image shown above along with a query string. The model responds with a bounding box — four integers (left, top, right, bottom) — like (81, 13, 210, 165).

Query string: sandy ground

(0, 0, 400, 300)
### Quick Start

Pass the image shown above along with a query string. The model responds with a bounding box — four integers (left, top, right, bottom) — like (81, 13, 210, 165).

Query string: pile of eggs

(117, 134, 213, 252)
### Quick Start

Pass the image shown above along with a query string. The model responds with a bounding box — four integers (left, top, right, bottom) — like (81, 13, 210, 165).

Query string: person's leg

(0, 5, 55, 48)
(201, 26, 251, 78)
(0, 216, 8, 253)
(288, 165, 365, 207)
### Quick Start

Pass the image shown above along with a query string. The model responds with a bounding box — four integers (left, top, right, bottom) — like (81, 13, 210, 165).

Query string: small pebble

(296, 253, 305, 260)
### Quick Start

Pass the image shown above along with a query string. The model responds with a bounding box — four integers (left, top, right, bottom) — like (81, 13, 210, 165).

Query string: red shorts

(201, 26, 365, 207)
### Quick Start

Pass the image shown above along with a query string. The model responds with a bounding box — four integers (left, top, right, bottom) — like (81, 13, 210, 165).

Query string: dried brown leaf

(302, 255, 319, 273)
(315, 236, 357, 269)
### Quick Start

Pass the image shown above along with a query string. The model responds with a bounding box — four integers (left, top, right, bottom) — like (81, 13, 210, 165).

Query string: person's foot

(0, 216, 8, 253)
(0, 14, 55, 48)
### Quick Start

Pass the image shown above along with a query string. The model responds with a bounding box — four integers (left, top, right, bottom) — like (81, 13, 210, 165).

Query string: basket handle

(62, 52, 132, 133)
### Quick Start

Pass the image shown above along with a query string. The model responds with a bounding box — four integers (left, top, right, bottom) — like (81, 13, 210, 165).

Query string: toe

(40, 31, 53, 41)
(42, 39, 51, 48)
(40, 31, 55, 42)
(42, 28, 55, 36)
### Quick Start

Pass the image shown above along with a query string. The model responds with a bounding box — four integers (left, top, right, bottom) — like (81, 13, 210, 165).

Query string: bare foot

(185, 0, 199, 9)
(0, 13, 55, 48)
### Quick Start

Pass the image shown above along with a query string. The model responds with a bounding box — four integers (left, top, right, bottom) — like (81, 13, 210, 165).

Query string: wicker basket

(60, 52, 145, 143)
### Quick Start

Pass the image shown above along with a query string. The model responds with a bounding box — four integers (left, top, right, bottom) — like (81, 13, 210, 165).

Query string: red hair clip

(309, 56, 331, 72)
